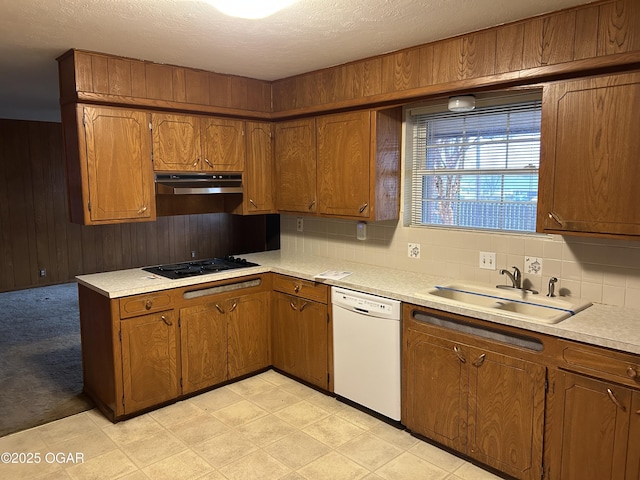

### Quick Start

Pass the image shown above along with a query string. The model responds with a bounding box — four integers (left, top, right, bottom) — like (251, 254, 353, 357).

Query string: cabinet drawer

(559, 340, 640, 388)
(273, 275, 328, 304)
(119, 292, 173, 319)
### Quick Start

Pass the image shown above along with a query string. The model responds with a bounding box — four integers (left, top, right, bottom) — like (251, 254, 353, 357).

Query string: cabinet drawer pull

(249, 199, 258, 208)
(606, 388, 626, 411)
(627, 366, 638, 380)
(308, 199, 316, 210)
(204, 158, 213, 168)
(473, 353, 486, 367)
(161, 315, 172, 326)
(137, 205, 148, 215)
(289, 301, 297, 311)
(229, 302, 238, 312)
(299, 301, 309, 312)
(453, 345, 466, 363)
(145, 300, 153, 310)
(294, 284, 301, 293)
(548, 211, 563, 226)
(215, 303, 225, 314)
(359, 203, 368, 214)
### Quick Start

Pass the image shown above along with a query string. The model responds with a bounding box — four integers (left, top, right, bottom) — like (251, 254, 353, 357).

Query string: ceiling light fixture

(448, 95, 476, 112)
(206, 0, 299, 19)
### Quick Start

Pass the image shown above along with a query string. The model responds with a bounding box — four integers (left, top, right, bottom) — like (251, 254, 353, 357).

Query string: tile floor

(0, 370, 503, 480)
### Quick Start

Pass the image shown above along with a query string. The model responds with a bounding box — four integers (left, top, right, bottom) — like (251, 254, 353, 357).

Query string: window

(407, 93, 542, 232)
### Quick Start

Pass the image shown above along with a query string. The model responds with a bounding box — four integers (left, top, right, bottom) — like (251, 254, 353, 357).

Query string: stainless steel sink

(414, 282, 592, 324)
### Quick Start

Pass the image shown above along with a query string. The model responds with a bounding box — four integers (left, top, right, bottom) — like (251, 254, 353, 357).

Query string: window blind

(409, 100, 541, 232)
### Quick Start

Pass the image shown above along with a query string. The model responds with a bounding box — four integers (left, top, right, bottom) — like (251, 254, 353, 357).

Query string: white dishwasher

(331, 286, 401, 421)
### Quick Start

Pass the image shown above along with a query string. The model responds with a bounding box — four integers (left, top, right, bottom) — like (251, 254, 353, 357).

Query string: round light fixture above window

(448, 95, 476, 112)
(206, 0, 299, 19)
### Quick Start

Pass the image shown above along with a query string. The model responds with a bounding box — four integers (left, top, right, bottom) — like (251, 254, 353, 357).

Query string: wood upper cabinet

(317, 111, 371, 218)
(230, 121, 275, 214)
(550, 372, 636, 480)
(152, 112, 245, 172)
(403, 305, 545, 480)
(62, 104, 155, 224)
(537, 70, 640, 238)
(121, 310, 179, 414)
(275, 118, 317, 213)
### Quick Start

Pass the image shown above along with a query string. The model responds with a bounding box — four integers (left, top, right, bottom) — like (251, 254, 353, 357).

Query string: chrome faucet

(499, 266, 522, 289)
(547, 277, 558, 297)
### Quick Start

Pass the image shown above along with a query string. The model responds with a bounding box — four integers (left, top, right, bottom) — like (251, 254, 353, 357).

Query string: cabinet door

(467, 348, 546, 480)
(538, 71, 640, 237)
(227, 292, 271, 379)
(243, 122, 275, 213)
(556, 372, 631, 480)
(317, 111, 371, 218)
(272, 293, 305, 378)
(121, 310, 179, 413)
(180, 302, 227, 394)
(82, 106, 155, 223)
(151, 113, 201, 171)
(275, 118, 317, 213)
(299, 299, 329, 389)
(201, 117, 245, 172)
(628, 391, 640, 480)
(403, 328, 468, 453)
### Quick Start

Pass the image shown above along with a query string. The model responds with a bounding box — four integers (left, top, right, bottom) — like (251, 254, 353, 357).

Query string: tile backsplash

(280, 215, 640, 310)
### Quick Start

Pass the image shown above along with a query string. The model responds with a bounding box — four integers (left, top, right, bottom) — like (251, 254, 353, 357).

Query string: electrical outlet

(525, 256, 543, 275)
(191, 250, 196, 258)
(39, 268, 46, 277)
(479, 252, 496, 270)
(408, 243, 421, 259)
(296, 217, 304, 232)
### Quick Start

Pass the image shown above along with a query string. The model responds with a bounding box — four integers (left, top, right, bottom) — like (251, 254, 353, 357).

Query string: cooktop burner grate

(143, 256, 259, 279)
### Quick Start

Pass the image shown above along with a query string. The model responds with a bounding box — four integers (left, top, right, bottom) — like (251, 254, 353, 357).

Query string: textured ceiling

(0, 0, 593, 121)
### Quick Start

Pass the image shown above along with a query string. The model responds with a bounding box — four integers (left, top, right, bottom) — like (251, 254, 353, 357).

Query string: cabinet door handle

(472, 353, 486, 367)
(161, 315, 172, 326)
(229, 301, 238, 312)
(627, 366, 638, 380)
(289, 301, 297, 311)
(215, 303, 225, 314)
(145, 300, 153, 310)
(249, 199, 258, 208)
(453, 345, 466, 363)
(299, 301, 309, 312)
(359, 203, 368, 214)
(308, 199, 316, 210)
(204, 158, 213, 168)
(606, 388, 627, 411)
(137, 205, 148, 215)
(548, 211, 564, 226)
(192, 159, 199, 167)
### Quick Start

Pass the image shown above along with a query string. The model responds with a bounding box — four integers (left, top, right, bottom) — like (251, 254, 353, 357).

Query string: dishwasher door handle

(354, 307, 370, 314)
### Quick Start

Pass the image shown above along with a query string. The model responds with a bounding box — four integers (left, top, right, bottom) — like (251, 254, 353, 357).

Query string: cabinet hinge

(327, 313, 330, 324)
(118, 330, 121, 342)
(544, 379, 548, 393)
(541, 461, 545, 480)
(87, 201, 91, 212)
(148, 121, 152, 131)
(180, 377, 183, 388)
(327, 372, 330, 385)
(121, 394, 125, 407)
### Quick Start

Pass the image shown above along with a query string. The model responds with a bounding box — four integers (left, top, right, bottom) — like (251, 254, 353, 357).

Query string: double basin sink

(415, 283, 592, 324)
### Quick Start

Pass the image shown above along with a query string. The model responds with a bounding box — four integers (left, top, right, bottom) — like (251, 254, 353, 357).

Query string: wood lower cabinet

(537, 70, 640, 238)
(62, 104, 155, 224)
(272, 275, 330, 390)
(181, 290, 270, 395)
(152, 112, 245, 172)
(403, 305, 546, 480)
(121, 310, 180, 414)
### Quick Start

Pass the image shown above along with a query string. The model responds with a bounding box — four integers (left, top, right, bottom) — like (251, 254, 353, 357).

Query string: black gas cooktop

(143, 256, 259, 280)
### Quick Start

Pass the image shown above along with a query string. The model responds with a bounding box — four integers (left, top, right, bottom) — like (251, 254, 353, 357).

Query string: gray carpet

(0, 282, 93, 437)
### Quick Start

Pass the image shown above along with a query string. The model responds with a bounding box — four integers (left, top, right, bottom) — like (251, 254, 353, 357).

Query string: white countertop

(76, 250, 640, 356)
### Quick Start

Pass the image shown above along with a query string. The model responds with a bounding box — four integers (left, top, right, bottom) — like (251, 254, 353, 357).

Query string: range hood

(155, 173, 243, 195)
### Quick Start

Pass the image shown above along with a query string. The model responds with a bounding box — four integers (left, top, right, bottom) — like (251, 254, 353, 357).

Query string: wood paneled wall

(0, 119, 271, 292)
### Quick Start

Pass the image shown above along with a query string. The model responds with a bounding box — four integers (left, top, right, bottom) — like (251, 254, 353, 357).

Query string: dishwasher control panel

(332, 287, 400, 320)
